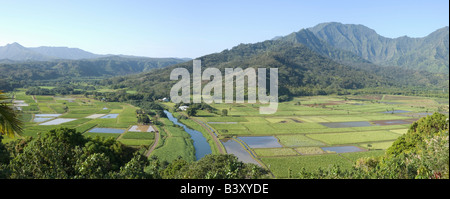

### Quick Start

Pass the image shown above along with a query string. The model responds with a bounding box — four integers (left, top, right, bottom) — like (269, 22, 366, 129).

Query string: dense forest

(0, 127, 267, 179)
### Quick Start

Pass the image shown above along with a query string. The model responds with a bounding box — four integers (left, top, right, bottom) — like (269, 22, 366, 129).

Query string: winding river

(163, 110, 212, 160)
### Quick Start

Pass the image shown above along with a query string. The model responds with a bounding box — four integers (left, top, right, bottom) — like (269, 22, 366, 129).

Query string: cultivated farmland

(8, 91, 156, 151)
(179, 94, 448, 178)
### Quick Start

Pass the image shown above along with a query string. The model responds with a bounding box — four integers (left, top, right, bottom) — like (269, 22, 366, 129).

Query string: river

(163, 110, 212, 160)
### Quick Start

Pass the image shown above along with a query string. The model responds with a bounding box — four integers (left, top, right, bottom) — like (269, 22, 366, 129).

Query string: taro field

(7, 90, 155, 149)
(185, 94, 449, 178)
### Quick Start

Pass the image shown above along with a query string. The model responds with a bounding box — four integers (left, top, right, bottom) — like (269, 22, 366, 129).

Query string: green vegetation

(150, 117, 196, 163)
(254, 148, 299, 157)
(0, 128, 141, 179)
(296, 113, 449, 179)
(102, 30, 448, 100)
(0, 127, 267, 179)
(307, 131, 401, 145)
(0, 91, 22, 137)
(183, 94, 448, 179)
(0, 22, 448, 180)
(0, 56, 187, 92)
(277, 135, 325, 147)
(308, 22, 449, 73)
(262, 154, 353, 178)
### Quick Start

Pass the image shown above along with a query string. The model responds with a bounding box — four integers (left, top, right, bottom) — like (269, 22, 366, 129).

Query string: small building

(159, 97, 169, 102)
(179, 106, 189, 111)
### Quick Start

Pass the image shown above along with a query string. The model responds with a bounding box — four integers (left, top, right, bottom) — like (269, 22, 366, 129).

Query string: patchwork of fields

(7, 91, 449, 179)
(9, 90, 155, 148)
(187, 95, 448, 178)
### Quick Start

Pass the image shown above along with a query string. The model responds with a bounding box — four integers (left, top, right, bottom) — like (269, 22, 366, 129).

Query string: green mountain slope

(277, 29, 373, 68)
(308, 22, 449, 73)
(105, 38, 448, 99)
(0, 56, 187, 91)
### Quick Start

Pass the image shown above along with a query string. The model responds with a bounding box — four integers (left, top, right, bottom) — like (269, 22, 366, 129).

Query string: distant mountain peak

(5, 42, 26, 48)
(0, 42, 101, 61)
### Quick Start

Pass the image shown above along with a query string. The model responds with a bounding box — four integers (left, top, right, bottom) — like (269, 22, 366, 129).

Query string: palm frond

(0, 90, 23, 137)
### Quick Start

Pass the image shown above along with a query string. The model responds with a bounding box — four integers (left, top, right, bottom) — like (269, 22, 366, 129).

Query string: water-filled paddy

(13, 100, 29, 106)
(371, 119, 416, 126)
(88, 127, 125, 134)
(100, 114, 119, 119)
(320, 121, 373, 128)
(237, 136, 282, 148)
(381, 110, 411, 114)
(85, 114, 106, 119)
(321, 146, 364, 153)
(39, 118, 76, 125)
(128, 125, 155, 132)
(207, 122, 238, 124)
(33, 117, 53, 123)
(33, 113, 62, 123)
(221, 139, 261, 165)
(35, 114, 62, 117)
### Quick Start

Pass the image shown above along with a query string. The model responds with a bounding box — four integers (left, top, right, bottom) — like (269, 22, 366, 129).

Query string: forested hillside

(102, 38, 448, 100)
(0, 56, 187, 91)
(309, 22, 449, 73)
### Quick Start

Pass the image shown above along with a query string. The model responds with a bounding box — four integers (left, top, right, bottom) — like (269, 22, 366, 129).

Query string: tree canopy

(0, 127, 268, 179)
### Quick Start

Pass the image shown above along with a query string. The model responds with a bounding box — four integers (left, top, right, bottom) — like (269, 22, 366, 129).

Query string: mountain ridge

(104, 34, 448, 99)
(308, 22, 449, 73)
(0, 42, 100, 61)
(0, 42, 192, 62)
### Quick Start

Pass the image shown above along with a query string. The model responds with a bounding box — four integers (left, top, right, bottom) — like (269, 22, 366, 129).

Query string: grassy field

(149, 117, 196, 162)
(183, 94, 448, 178)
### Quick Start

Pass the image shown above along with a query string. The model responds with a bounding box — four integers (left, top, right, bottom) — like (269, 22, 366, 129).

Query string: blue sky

(0, 0, 448, 58)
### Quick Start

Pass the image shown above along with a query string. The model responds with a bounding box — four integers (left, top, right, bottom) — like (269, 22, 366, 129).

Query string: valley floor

(173, 94, 448, 178)
(6, 91, 449, 178)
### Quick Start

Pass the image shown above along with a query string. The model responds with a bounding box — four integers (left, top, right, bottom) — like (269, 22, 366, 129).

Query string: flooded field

(208, 122, 238, 124)
(128, 125, 155, 132)
(381, 110, 411, 114)
(13, 100, 29, 107)
(320, 121, 373, 128)
(39, 118, 76, 125)
(33, 117, 53, 123)
(35, 114, 62, 117)
(85, 114, 106, 119)
(100, 114, 119, 119)
(88, 127, 125, 134)
(221, 138, 261, 165)
(33, 114, 63, 123)
(321, 146, 365, 153)
(371, 119, 417, 126)
(237, 136, 282, 148)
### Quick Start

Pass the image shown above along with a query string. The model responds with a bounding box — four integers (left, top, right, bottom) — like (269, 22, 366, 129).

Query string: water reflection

(221, 138, 261, 166)
(164, 110, 212, 160)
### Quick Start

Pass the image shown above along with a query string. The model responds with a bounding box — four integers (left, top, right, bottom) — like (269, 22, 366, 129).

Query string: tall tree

(186, 107, 197, 117)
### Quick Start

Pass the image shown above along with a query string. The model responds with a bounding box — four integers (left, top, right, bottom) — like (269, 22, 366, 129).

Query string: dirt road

(145, 125, 160, 157)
